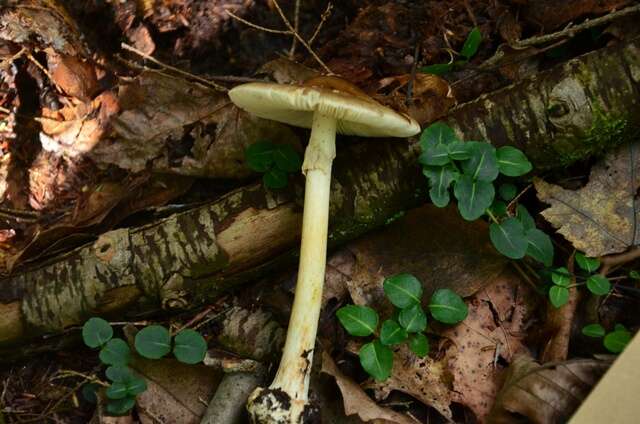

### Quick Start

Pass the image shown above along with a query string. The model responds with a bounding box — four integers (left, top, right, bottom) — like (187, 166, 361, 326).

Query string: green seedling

(336, 273, 468, 381)
(548, 254, 612, 308)
(245, 141, 302, 189)
(421, 27, 482, 75)
(81, 318, 207, 415)
(582, 323, 632, 353)
(419, 122, 552, 266)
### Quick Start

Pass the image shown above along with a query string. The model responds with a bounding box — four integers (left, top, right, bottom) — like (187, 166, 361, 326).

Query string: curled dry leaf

(0, 0, 84, 56)
(488, 355, 612, 424)
(376, 74, 454, 126)
(441, 271, 535, 421)
(343, 205, 508, 313)
(321, 352, 417, 424)
(41, 71, 301, 178)
(48, 52, 99, 101)
(535, 142, 640, 257)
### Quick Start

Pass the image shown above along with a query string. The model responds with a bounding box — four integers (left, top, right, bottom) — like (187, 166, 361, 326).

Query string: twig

(515, 4, 640, 48)
(600, 247, 640, 276)
(120, 43, 227, 91)
(270, 0, 333, 74)
(308, 3, 333, 46)
(289, 0, 301, 58)
(225, 10, 290, 35)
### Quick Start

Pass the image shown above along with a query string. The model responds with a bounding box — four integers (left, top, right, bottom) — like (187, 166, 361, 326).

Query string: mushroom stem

(247, 112, 336, 423)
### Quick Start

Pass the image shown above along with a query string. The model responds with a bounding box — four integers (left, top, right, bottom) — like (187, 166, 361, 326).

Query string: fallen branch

(2, 37, 640, 354)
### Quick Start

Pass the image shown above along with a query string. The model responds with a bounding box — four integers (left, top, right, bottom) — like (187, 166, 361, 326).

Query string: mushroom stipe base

(247, 388, 320, 424)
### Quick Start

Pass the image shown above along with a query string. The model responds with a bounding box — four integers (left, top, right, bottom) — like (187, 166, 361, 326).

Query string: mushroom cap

(228, 77, 420, 138)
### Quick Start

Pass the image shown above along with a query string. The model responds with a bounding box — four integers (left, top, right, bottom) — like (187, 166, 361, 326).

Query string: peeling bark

(2, 38, 640, 354)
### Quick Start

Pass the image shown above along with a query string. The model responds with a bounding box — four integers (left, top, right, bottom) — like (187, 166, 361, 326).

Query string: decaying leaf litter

(1, 0, 640, 423)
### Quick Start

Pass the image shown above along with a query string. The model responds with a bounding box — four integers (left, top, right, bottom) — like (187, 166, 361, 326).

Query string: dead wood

(2, 37, 640, 355)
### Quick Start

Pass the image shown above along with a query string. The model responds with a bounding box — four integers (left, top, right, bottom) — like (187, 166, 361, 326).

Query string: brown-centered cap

(228, 76, 420, 138)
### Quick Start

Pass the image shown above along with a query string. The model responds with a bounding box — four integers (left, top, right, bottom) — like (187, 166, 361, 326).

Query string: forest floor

(1, 0, 640, 423)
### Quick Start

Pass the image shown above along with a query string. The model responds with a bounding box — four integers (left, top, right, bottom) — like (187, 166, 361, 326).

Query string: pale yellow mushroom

(229, 76, 420, 423)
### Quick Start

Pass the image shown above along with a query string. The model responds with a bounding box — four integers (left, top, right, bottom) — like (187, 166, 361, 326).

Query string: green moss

(556, 107, 634, 166)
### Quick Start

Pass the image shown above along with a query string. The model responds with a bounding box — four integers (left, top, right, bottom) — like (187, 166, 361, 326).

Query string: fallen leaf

(488, 355, 612, 424)
(535, 142, 640, 256)
(522, 0, 631, 30)
(441, 272, 535, 421)
(132, 357, 222, 424)
(321, 351, 417, 424)
(366, 344, 453, 419)
(48, 52, 99, 101)
(376, 73, 454, 125)
(344, 205, 509, 313)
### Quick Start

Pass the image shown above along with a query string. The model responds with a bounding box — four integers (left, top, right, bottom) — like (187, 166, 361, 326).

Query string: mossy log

(2, 38, 640, 356)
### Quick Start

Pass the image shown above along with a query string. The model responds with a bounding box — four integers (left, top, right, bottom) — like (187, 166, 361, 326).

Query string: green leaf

(125, 377, 147, 397)
(106, 397, 136, 416)
(586, 275, 611, 296)
(498, 183, 517, 201)
(134, 325, 171, 359)
(461, 27, 482, 59)
(582, 323, 606, 338)
(448, 141, 472, 160)
(419, 122, 459, 150)
(383, 274, 423, 308)
(489, 217, 528, 259)
(99, 338, 132, 366)
(423, 165, 457, 207)
(604, 329, 632, 353)
(489, 200, 508, 217)
(336, 305, 379, 337)
(575, 252, 600, 273)
(408, 333, 430, 357)
(453, 176, 495, 221)
(462, 142, 499, 182)
(496, 146, 532, 177)
(379, 320, 408, 346)
(420, 63, 453, 76)
(428, 289, 468, 324)
(81, 383, 99, 404)
(263, 168, 288, 189)
(398, 304, 427, 333)
(245, 141, 275, 172)
(359, 340, 393, 381)
(419, 143, 451, 166)
(272, 144, 302, 173)
(173, 329, 208, 364)
(525, 228, 554, 267)
(106, 382, 129, 400)
(615, 323, 627, 332)
(516, 204, 535, 231)
(629, 270, 640, 280)
(82, 317, 113, 348)
(551, 267, 571, 287)
(548, 285, 569, 308)
(105, 365, 134, 383)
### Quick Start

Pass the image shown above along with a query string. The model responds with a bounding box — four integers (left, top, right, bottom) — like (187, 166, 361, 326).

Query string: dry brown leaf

(321, 352, 417, 424)
(131, 358, 221, 424)
(442, 272, 534, 421)
(344, 205, 508, 313)
(48, 52, 99, 101)
(488, 355, 612, 424)
(535, 142, 640, 257)
(367, 344, 453, 419)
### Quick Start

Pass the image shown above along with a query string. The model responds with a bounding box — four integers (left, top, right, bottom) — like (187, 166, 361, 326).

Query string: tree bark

(2, 37, 640, 355)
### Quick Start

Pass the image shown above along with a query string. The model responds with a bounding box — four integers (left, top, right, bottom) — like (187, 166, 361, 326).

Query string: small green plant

(421, 27, 482, 76)
(336, 273, 468, 381)
(547, 253, 612, 308)
(245, 141, 302, 189)
(419, 122, 553, 265)
(582, 323, 632, 353)
(81, 318, 207, 415)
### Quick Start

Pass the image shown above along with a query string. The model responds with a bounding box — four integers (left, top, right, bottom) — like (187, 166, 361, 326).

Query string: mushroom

(228, 76, 420, 423)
